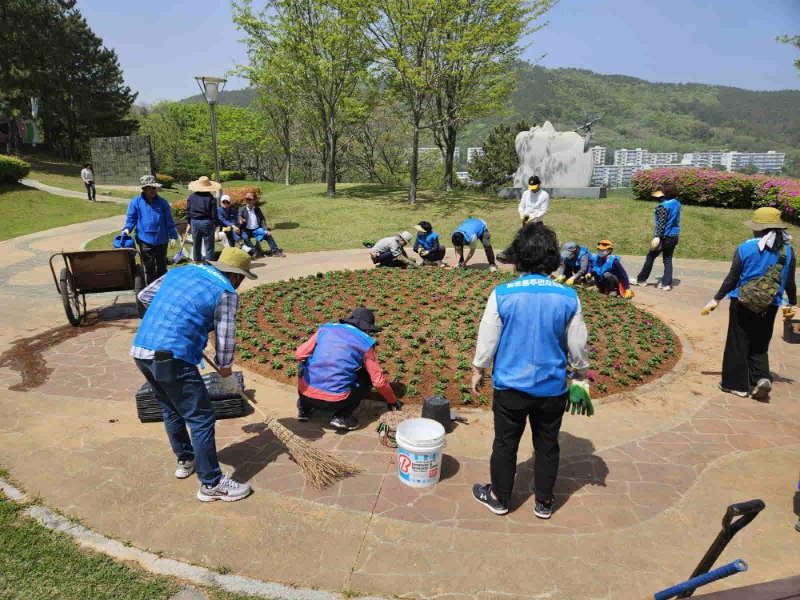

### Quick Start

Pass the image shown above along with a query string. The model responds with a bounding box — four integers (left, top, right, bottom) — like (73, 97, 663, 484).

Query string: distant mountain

(177, 64, 800, 159)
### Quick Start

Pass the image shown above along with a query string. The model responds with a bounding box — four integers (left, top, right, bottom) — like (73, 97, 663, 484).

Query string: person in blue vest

(294, 308, 402, 431)
(631, 183, 682, 291)
(413, 221, 446, 266)
(591, 239, 633, 298)
(123, 175, 179, 285)
(470, 222, 590, 519)
(554, 241, 593, 285)
(700, 207, 796, 400)
(131, 247, 256, 503)
(451, 218, 498, 272)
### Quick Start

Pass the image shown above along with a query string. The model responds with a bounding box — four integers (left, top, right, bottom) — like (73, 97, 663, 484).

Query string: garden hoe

(202, 352, 363, 489)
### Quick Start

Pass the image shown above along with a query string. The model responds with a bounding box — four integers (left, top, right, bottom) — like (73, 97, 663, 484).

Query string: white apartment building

(613, 148, 649, 165)
(591, 164, 644, 188)
(648, 152, 679, 165)
(722, 151, 785, 173)
(681, 151, 727, 167)
(467, 147, 484, 163)
(590, 146, 606, 165)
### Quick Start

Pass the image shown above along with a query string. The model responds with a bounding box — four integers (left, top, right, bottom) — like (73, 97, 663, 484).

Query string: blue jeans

(134, 357, 222, 486)
(84, 181, 96, 201)
(636, 236, 678, 286)
(191, 219, 216, 262)
(241, 228, 280, 255)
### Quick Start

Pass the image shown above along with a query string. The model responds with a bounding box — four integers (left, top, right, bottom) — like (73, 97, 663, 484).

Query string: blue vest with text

(729, 238, 793, 305)
(659, 198, 681, 237)
(416, 231, 440, 251)
(592, 254, 618, 278)
(303, 323, 376, 396)
(565, 246, 592, 271)
(133, 264, 235, 365)
(454, 218, 486, 241)
(493, 274, 579, 397)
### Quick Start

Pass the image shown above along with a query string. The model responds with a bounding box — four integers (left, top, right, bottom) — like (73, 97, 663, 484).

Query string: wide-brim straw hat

(188, 176, 221, 192)
(743, 207, 788, 231)
(208, 247, 257, 280)
(399, 231, 413, 244)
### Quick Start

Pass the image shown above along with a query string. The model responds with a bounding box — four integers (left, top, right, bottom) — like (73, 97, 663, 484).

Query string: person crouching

(295, 308, 402, 431)
(591, 240, 633, 299)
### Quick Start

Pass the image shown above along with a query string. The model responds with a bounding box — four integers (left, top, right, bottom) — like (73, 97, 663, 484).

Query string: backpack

(738, 246, 788, 313)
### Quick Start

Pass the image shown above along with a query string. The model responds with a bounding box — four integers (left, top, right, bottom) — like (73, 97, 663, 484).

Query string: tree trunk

(408, 118, 420, 204)
(443, 124, 457, 192)
(285, 150, 291, 186)
(325, 127, 337, 197)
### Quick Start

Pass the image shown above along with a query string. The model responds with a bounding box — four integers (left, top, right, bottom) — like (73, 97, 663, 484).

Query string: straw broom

(203, 353, 363, 489)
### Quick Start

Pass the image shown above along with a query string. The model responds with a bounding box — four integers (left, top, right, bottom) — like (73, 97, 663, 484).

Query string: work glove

(650, 237, 661, 250)
(388, 399, 404, 412)
(169, 239, 176, 248)
(521, 215, 530, 224)
(566, 277, 575, 286)
(122, 229, 130, 236)
(782, 305, 797, 320)
(554, 275, 566, 283)
(700, 299, 719, 316)
(624, 289, 634, 299)
(223, 226, 231, 232)
(220, 374, 240, 393)
(566, 380, 594, 416)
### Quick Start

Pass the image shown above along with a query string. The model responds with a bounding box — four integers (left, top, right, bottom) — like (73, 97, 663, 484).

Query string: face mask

(598, 249, 611, 257)
(528, 185, 540, 191)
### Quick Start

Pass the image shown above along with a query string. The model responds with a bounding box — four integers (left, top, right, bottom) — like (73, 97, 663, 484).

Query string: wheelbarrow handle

(722, 499, 765, 537)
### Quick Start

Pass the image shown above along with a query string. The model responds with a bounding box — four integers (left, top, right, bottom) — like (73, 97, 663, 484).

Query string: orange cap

(596, 239, 613, 250)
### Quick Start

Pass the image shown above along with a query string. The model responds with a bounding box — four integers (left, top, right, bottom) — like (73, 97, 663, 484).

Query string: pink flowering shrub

(631, 168, 800, 220)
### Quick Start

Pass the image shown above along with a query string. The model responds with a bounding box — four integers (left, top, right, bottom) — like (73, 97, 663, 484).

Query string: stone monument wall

(89, 135, 154, 186)
(512, 121, 593, 188)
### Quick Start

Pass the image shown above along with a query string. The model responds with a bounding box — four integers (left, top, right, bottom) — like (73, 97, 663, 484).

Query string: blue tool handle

(654, 560, 748, 600)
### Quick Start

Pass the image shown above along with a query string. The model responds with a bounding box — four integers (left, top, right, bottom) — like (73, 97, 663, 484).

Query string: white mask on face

(598, 249, 611, 258)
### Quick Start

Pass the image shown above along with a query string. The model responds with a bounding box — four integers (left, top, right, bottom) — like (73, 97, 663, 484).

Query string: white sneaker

(175, 459, 196, 479)
(660, 285, 672, 291)
(197, 475, 252, 502)
(718, 383, 749, 398)
(751, 378, 772, 400)
(489, 265, 498, 272)
(630, 279, 644, 286)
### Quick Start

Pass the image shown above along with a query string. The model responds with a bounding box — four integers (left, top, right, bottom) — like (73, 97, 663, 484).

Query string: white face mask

(598, 249, 611, 257)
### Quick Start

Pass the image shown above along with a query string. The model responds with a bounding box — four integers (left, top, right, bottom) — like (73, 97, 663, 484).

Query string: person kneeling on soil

(471, 222, 590, 519)
(591, 240, 633, 298)
(370, 231, 416, 268)
(131, 247, 256, 503)
(451, 218, 497, 271)
(554, 241, 593, 285)
(295, 308, 402, 431)
(413, 221, 446, 266)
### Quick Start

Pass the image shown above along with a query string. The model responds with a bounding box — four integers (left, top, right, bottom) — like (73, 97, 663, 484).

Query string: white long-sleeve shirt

(518, 189, 550, 222)
(472, 289, 589, 375)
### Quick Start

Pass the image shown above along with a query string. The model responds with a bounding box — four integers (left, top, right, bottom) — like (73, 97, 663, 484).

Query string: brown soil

(236, 269, 681, 408)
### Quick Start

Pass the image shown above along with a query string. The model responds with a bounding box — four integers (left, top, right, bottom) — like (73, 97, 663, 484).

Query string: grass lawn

(86, 183, 800, 262)
(0, 184, 125, 241)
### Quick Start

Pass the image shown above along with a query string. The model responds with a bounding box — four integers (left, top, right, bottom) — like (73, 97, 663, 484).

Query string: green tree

(467, 119, 532, 189)
(234, 0, 375, 196)
(430, 0, 553, 191)
(734, 163, 758, 175)
(776, 34, 800, 72)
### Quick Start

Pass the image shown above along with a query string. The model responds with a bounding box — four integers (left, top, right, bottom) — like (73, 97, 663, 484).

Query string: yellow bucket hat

(208, 247, 257, 279)
(743, 207, 787, 231)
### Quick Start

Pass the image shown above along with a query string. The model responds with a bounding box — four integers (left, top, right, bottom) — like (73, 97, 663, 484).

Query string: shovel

(172, 230, 189, 264)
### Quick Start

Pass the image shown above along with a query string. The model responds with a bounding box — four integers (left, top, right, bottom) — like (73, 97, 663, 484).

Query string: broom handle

(202, 353, 278, 426)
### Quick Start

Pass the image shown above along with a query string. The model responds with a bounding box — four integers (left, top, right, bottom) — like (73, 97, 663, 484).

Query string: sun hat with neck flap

(743, 207, 788, 231)
(188, 176, 221, 193)
(208, 247, 257, 279)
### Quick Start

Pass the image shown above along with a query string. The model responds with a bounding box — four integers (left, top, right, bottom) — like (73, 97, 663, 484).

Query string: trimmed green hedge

(0, 156, 31, 183)
(155, 173, 175, 188)
(218, 170, 246, 182)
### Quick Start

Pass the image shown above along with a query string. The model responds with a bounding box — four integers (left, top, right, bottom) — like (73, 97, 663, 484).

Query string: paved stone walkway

(0, 218, 798, 599)
(21, 178, 131, 204)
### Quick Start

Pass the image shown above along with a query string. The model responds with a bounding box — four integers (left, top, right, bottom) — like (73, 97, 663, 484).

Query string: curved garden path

(0, 217, 798, 599)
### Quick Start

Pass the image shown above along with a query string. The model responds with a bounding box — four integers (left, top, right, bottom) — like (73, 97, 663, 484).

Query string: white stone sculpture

(512, 121, 594, 188)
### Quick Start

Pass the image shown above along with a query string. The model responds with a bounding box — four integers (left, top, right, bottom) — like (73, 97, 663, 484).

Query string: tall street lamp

(195, 76, 227, 206)
(30, 96, 40, 147)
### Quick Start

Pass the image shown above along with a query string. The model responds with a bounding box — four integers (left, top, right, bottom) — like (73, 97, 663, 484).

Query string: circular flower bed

(236, 269, 681, 407)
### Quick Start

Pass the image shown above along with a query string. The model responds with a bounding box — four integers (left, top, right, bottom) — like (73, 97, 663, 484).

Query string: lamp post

(30, 96, 40, 147)
(195, 76, 226, 207)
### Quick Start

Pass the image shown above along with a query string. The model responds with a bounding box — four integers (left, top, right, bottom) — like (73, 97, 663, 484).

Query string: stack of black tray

(135, 372, 246, 422)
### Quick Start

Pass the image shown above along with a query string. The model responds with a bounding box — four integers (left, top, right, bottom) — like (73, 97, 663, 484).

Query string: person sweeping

(591, 239, 633, 298)
(631, 183, 682, 291)
(470, 223, 591, 519)
(700, 207, 796, 400)
(131, 247, 256, 502)
(554, 241, 593, 285)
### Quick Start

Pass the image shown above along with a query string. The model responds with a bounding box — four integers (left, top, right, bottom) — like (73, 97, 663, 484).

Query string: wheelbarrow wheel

(60, 268, 82, 326)
(133, 265, 146, 318)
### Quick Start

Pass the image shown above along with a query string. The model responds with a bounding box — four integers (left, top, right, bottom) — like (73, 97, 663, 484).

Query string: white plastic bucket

(395, 418, 447, 487)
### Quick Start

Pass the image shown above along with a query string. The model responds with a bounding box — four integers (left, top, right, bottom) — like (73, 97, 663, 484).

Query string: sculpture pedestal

(497, 187, 607, 200)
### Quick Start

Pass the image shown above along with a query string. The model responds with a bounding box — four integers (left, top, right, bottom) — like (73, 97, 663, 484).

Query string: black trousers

(298, 369, 372, 418)
(490, 387, 567, 506)
(422, 247, 446, 262)
(593, 271, 619, 294)
(721, 298, 778, 393)
(137, 238, 168, 284)
(637, 235, 678, 286)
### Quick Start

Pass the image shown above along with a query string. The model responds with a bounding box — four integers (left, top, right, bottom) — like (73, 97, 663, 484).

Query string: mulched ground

(236, 268, 681, 408)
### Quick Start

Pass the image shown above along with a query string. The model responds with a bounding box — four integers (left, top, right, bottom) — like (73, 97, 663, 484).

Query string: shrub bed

(0, 156, 31, 183)
(218, 170, 246, 182)
(236, 269, 680, 407)
(155, 173, 174, 188)
(631, 168, 800, 219)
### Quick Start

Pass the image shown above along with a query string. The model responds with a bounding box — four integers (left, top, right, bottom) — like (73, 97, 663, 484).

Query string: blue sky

(78, 0, 799, 105)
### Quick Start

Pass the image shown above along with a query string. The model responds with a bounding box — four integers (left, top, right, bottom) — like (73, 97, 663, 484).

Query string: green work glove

(567, 380, 594, 417)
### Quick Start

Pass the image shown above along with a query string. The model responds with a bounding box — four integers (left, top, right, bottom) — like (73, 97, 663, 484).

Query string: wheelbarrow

(49, 248, 146, 326)
(648, 499, 765, 599)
